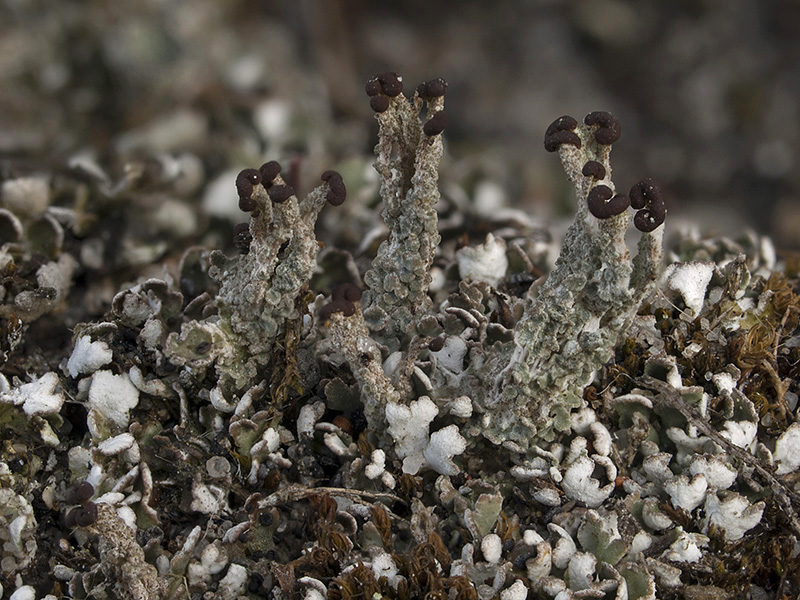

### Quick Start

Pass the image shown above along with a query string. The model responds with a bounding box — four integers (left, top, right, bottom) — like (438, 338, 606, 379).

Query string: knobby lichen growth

(166, 160, 346, 392)
(485, 112, 665, 446)
(324, 97, 667, 450)
(361, 73, 447, 350)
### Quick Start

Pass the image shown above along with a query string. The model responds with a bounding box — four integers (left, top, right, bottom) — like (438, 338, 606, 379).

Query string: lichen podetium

(481, 113, 664, 446)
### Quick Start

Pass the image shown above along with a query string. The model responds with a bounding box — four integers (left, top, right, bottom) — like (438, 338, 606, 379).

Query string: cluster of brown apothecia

(319, 282, 362, 321)
(231, 160, 346, 254)
(545, 112, 665, 232)
(64, 481, 98, 529)
(366, 71, 449, 137)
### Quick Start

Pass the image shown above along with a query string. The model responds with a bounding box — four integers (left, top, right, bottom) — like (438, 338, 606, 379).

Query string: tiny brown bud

(65, 481, 95, 505)
(370, 95, 391, 113)
(545, 115, 578, 138)
(74, 502, 98, 527)
(417, 78, 447, 99)
(377, 72, 403, 97)
(423, 111, 448, 136)
(544, 130, 582, 152)
(332, 414, 353, 434)
(584, 111, 621, 145)
(259, 161, 281, 186)
(336, 282, 362, 303)
(239, 196, 256, 212)
(322, 170, 347, 206)
(365, 78, 381, 97)
(428, 336, 445, 352)
(629, 178, 660, 210)
(235, 168, 261, 198)
(268, 184, 294, 203)
(321, 283, 362, 321)
(319, 299, 348, 321)
(587, 185, 629, 219)
(630, 178, 665, 232)
(634, 210, 664, 232)
(581, 161, 606, 180)
(66, 502, 98, 528)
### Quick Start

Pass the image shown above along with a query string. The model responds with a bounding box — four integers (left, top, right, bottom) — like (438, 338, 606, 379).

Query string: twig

(637, 375, 800, 539)
(256, 483, 404, 511)
(771, 305, 799, 423)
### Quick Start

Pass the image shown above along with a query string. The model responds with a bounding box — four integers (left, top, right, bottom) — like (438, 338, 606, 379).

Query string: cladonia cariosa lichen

(4, 68, 799, 600)
(483, 114, 665, 446)
(166, 162, 346, 390)
(360, 74, 446, 351)
(169, 73, 667, 453)
(323, 96, 665, 451)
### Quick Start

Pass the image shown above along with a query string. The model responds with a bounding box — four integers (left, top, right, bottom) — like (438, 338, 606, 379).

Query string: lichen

(85, 503, 166, 600)
(0, 69, 798, 599)
(361, 73, 446, 350)
(170, 161, 346, 392)
(482, 113, 664, 446)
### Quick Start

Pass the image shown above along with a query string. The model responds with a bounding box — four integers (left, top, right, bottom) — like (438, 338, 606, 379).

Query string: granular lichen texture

(167, 161, 346, 392)
(361, 73, 446, 351)
(0, 71, 798, 600)
(483, 112, 664, 446)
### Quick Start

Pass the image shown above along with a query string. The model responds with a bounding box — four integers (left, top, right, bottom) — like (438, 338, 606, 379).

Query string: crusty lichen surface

(166, 164, 342, 392)
(361, 74, 446, 350)
(87, 503, 166, 600)
(482, 115, 664, 446)
(327, 305, 402, 432)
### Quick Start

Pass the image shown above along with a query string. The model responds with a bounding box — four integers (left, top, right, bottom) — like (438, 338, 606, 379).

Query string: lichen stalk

(328, 307, 402, 433)
(482, 114, 663, 446)
(168, 169, 342, 392)
(363, 90, 444, 350)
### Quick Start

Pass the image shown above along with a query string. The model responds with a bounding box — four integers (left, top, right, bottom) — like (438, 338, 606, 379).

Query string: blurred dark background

(2, 0, 798, 249)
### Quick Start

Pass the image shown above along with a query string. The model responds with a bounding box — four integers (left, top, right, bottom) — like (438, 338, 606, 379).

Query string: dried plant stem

(256, 483, 404, 510)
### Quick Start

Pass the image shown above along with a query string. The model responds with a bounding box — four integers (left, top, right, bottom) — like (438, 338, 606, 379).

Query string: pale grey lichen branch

(167, 162, 345, 391)
(480, 113, 665, 447)
(322, 282, 402, 432)
(213, 169, 312, 345)
(87, 503, 167, 600)
(362, 73, 446, 350)
(327, 92, 666, 452)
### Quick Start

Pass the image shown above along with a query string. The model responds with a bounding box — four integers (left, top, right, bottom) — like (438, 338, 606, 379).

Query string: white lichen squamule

(0, 372, 65, 417)
(0, 485, 38, 578)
